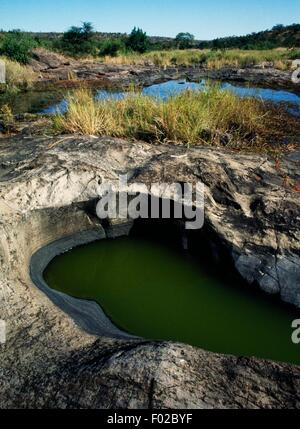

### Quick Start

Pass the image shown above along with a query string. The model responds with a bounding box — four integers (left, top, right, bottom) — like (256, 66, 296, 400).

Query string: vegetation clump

(175, 33, 195, 50)
(56, 22, 98, 57)
(0, 30, 37, 63)
(53, 85, 299, 151)
(125, 27, 149, 53)
(99, 39, 124, 57)
(203, 23, 300, 50)
(0, 104, 15, 133)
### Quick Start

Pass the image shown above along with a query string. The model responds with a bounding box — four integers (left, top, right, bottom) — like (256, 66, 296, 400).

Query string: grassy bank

(101, 48, 300, 69)
(53, 86, 299, 150)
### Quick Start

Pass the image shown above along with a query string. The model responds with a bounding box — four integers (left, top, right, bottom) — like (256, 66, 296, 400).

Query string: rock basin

(0, 134, 300, 408)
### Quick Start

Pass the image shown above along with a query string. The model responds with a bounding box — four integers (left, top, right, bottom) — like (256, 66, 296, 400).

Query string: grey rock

(0, 135, 300, 409)
(31, 48, 73, 70)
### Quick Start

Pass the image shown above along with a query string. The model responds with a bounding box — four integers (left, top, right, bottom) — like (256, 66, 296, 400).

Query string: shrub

(175, 33, 195, 49)
(126, 27, 149, 53)
(0, 31, 37, 63)
(99, 39, 124, 57)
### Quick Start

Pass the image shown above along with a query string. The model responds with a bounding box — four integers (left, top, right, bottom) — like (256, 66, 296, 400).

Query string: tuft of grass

(53, 85, 299, 150)
(0, 104, 15, 133)
(1, 57, 37, 91)
(53, 88, 116, 135)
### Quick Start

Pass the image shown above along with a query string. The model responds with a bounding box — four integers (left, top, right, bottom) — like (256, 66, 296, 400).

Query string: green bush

(126, 27, 149, 53)
(99, 39, 124, 57)
(287, 49, 300, 60)
(0, 31, 37, 63)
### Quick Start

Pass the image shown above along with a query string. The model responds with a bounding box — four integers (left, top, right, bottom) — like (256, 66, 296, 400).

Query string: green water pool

(44, 235, 300, 366)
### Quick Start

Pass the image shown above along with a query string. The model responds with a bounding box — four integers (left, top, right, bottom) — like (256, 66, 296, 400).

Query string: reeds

(53, 84, 295, 150)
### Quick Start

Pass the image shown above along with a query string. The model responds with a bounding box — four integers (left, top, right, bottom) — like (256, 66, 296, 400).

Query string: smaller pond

(41, 79, 300, 116)
(44, 228, 300, 366)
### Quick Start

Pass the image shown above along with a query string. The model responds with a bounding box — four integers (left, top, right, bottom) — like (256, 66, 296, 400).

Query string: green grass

(53, 85, 299, 150)
(100, 48, 300, 70)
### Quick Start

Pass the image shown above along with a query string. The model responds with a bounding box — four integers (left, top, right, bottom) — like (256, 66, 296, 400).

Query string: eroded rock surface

(0, 135, 300, 408)
(28, 48, 299, 93)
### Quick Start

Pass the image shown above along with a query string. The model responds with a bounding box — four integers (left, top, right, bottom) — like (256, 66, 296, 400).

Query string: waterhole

(44, 221, 300, 365)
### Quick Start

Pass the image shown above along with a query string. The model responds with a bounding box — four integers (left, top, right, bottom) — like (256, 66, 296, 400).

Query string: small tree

(126, 27, 149, 53)
(175, 32, 195, 49)
(211, 38, 225, 51)
(0, 30, 37, 63)
(59, 22, 97, 56)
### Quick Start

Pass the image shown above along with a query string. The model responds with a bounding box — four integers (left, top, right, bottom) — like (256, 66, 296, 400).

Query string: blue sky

(0, 0, 299, 39)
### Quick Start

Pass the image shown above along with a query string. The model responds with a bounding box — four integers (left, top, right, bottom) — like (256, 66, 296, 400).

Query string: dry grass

(53, 85, 299, 150)
(53, 88, 114, 135)
(101, 48, 300, 70)
(0, 104, 14, 132)
(1, 57, 37, 90)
